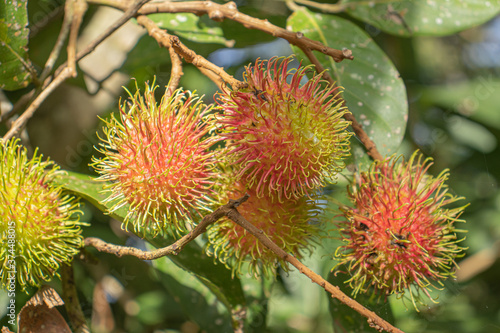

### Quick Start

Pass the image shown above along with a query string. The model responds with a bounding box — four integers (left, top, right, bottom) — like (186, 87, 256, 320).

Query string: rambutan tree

(1, 1, 499, 332)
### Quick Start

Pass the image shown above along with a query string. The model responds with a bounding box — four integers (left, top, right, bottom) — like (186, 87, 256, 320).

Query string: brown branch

(2, 0, 151, 141)
(40, 1, 73, 80)
(61, 263, 90, 333)
(84, 194, 250, 259)
(88, 0, 353, 63)
(136, 15, 245, 90)
(1, 67, 74, 142)
(226, 208, 404, 333)
(67, 0, 89, 77)
(134, 14, 183, 95)
(301, 47, 384, 161)
(167, 47, 183, 96)
(199, 66, 226, 90)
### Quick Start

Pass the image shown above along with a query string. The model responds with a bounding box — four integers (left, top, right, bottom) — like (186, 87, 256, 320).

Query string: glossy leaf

(147, 13, 234, 46)
(341, 0, 500, 37)
(0, 0, 31, 90)
(51, 171, 246, 311)
(288, 8, 407, 160)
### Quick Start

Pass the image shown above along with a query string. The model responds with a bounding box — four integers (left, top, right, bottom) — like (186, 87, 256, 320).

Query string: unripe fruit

(216, 57, 351, 202)
(0, 139, 84, 291)
(335, 152, 467, 307)
(92, 84, 217, 237)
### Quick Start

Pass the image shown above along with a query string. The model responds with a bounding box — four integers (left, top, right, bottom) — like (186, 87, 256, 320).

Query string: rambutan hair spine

(92, 82, 220, 237)
(214, 56, 352, 203)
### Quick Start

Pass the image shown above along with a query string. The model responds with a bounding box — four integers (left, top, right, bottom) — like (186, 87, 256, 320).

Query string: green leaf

(340, 0, 500, 37)
(147, 13, 234, 46)
(328, 270, 395, 333)
(52, 170, 247, 314)
(0, 0, 31, 90)
(287, 8, 407, 160)
(152, 251, 233, 332)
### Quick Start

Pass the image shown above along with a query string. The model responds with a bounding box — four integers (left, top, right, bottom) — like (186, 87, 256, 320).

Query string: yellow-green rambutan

(0, 139, 84, 292)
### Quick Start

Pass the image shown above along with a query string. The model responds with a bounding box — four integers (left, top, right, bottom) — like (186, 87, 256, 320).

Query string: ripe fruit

(92, 84, 217, 236)
(206, 165, 322, 276)
(335, 152, 467, 307)
(216, 57, 351, 202)
(0, 139, 84, 291)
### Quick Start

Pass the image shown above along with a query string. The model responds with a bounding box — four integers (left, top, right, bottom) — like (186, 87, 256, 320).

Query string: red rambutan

(206, 165, 322, 276)
(92, 83, 217, 236)
(335, 151, 467, 307)
(216, 57, 351, 202)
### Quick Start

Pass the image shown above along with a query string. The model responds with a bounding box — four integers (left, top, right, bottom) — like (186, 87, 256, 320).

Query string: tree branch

(84, 194, 250, 259)
(61, 263, 90, 333)
(88, 0, 353, 63)
(136, 15, 246, 90)
(226, 207, 403, 333)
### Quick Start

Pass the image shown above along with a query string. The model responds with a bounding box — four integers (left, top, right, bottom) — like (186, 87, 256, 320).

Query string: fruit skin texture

(92, 84, 217, 237)
(0, 139, 84, 292)
(335, 151, 467, 306)
(216, 57, 351, 202)
(206, 166, 322, 276)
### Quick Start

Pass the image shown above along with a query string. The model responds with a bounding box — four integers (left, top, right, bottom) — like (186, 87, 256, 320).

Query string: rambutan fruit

(206, 165, 322, 276)
(92, 83, 217, 237)
(0, 139, 84, 292)
(335, 151, 467, 307)
(216, 57, 351, 202)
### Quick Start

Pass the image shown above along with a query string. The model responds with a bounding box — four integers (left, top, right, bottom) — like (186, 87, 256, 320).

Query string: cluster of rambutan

(90, 56, 467, 303)
(0, 56, 467, 306)
(0, 139, 85, 292)
(92, 57, 352, 275)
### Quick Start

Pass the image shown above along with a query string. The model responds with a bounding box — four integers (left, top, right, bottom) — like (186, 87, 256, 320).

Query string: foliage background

(1, 0, 500, 332)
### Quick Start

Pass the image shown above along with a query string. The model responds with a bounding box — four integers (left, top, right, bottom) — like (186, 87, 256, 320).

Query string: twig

(67, 0, 89, 77)
(87, 0, 353, 63)
(199, 66, 226, 90)
(226, 208, 404, 333)
(84, 195, 250, 259)
(167, 47, 183, 96)
(55, 0, 152, 77)
(2, 0, 151, 141)
(169, 35, 247, 89)
(1, 67, 74, 142)
(134, 14, 183, 95)
(136, 15, 245, 90)
(301, 47, 384, 161)
(61, 263, 90, 333)
(40, 0, 74, 81)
